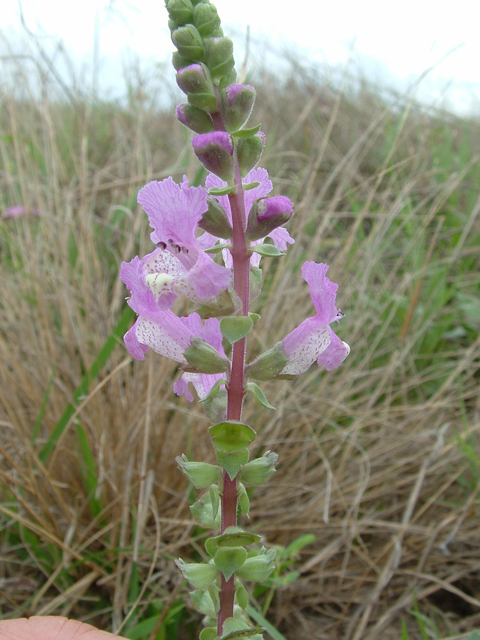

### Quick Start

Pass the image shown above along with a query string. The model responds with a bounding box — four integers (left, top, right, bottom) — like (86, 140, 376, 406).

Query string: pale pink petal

(316, 328, 350, 371)
(268, 227, 295, 251)
(281, 316, 331, 376)
(124, 323, 148, 360)
(301, 262, 339, 324)
(135, 313, 191, 363)
(242, 168, 272, 216)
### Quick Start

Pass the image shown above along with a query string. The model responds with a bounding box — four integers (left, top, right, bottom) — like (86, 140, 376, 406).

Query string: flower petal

(316, 328, 350, 371)
(281, 316, 331, 376)
(302, 262, 339, 325)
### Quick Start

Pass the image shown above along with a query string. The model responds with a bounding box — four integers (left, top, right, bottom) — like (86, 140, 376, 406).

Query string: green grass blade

(31, 368, 55, 444)
(39, 306, 135, 463)
(246, 604, 288, 640)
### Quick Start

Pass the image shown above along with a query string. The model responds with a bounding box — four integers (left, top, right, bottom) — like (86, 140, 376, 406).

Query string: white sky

(2, 0, 479, 114)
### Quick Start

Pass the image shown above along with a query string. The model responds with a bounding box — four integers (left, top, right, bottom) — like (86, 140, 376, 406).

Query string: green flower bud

(183, 336, 230, 374)
(176, 103, 215, 134)
(193, 2, 221, 36)
(204, 37, 235, 82)
(198, 196, 233, 238)
(166, 0, 193, 26)
(245, 342, 288, 381)
(172, 51, 195, 71)
(236, 132, 265, 177)
(172, 25, 204, 61)
(175, 559, 218, 589)
(236, 547, 277, 582)
(238, 451, 278, 485)
(176, 63, 213, 96)
(176, 454, 222, 488)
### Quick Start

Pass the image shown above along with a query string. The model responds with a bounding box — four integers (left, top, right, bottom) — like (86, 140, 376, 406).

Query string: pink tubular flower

(124, 311, 226, 402)
(203, 168, 294, 266)
(280, 262, 350, 375)
(131, 176, 231, 308)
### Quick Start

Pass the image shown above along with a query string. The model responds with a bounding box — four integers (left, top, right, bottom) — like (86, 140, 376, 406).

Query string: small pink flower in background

(2, 206, 40, 219)
(0, 616, 126, 639)
(280, 262, 350, 375)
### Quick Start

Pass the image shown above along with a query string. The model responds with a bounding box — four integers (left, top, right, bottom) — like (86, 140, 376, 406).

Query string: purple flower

(124, 311, 226, 401)
(132, 176, 231, 307)
(280, 262, 349, 375)
(204, 168, 294, 266)
(2, 206, 40, 219)
(225, 84, 254, 106)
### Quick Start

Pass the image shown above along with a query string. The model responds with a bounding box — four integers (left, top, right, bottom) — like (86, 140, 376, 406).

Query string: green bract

(176, 559, 218, 589)
(216, 450, 249, 480)
(214, 546, 247, 580)
(238, 452, 278, 485)
(205, 527, 261, 556)
(184, 337, 230, 374)
(220, 316, 253, 344)
(235, 547, 277, 582)
(209, 421, 256, 453)
(246, 382, 276, 410)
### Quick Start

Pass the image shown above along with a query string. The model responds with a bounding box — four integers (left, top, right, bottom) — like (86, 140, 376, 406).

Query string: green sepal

(219, 68, 237, 89)
(245, 342, 288, 381)
(204, 242, 231, 254)
(249, 312, 260, 324)
(175, 559, 218, 589)
(204, 37, 235, 82)
(190, 587, 219, 617)
(206, 527, 261, 556)
(235, 583, 249, 610)
(199, 196, 233, 239)
(184, 337, 230, 374)
(202, 388, 227, 423)
(200, 378, 227, 404)
(209, 421, 256, 453)
(166, 0, 194, 25)
(190, 486, 221, 529)
(246, 382, 276, 410)
(238, 451, 278, 486)
(216, 450, 249, 480)
(214, 546, 247, 581)
(176, 454, 222, 488)
(242, 181, 260, 191)
(232, 124, 262, 138)
(250, 244, 284, 257)
(188, 92, 219, 112)
(237, 482, 250, 517)
(236, 547, 277, 582)
(208, 185, 237, 196)
(220, 316, 253, 344)
(193, 2, 221, 36)
(172, 51, 195, 71)
(200, 628, 218, 640)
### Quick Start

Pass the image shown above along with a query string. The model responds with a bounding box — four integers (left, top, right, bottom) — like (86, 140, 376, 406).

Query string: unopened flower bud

(236, 547, 277, 582)
(176, 454, 221, 488)
(172, 25, 204, 61)
(236, 132, 265, 177)
(172, 51, 194, 71)
(246, 196, 293, 241)
(183, 336, 230, 374)
(192, 132, 234, 181)
(204, 37, 235, 82)
(223, 84, 256, 132)
(193, 2, 221, 37)
(176, 64, 212, 96)
(245, 341, 288, 381)
(198, 196, 233, 238)
(166, 0, 193, 26)
(176, 103, 215, 134)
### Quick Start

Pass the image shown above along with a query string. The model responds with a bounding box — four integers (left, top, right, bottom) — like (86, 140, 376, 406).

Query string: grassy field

(1, 38, 480, 640)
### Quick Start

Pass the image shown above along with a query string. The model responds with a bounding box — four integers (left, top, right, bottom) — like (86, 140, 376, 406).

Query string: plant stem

(217, 154, 250, 635)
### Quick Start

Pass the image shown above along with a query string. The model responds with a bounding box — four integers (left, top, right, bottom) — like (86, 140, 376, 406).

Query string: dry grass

(1, 38, 480, 640)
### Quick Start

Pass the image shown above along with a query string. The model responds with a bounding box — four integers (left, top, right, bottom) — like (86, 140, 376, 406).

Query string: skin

(0, 616, 127, 640)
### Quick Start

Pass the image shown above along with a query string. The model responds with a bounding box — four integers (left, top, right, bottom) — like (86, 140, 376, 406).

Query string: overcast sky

(2, 0, 479, 114)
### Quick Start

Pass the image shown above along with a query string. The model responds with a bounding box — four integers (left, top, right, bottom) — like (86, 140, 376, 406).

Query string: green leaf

(220, 316, 253, 343)
(214, 546, 247, 580)
(243, 181, 260, 191)
(39, 305, 135, 463)
(200, 628, 218, 640)
(249, 312, 261, 324)
(232, 124, 262, 138)
(250, 244, 284, 258)
(209, 421, 256, 452)
(205, 242, 232, 254)
(246, 382, 276, 410)
(208, 185, 237, 196)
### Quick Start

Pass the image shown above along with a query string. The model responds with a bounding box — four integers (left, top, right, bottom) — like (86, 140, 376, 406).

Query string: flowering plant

(119, 1, 350, 638)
